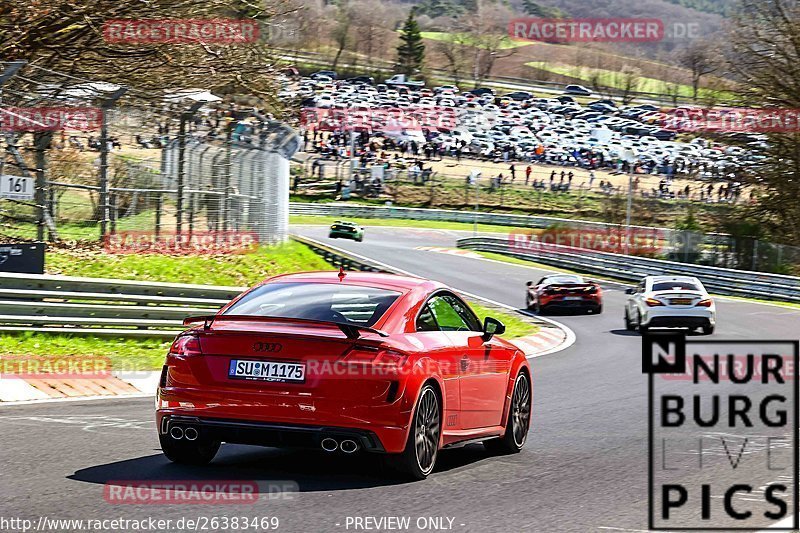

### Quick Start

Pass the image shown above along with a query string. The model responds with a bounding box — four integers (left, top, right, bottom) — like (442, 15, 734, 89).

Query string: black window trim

(415, 302, 440, 332)
(414, 289, 482, 333)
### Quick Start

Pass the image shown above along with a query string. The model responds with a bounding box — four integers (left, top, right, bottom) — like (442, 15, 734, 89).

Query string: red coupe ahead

(525, 274, 603, 314)
(156, 271, 531, 479)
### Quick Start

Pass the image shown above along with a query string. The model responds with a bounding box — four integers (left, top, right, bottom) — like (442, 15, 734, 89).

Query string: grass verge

(470, 303, 539, 339)
(0, 333, 171, 371)
(45, 241, 331, 286)
(420, 31, 531, 50)
(526, 61, 735, 100)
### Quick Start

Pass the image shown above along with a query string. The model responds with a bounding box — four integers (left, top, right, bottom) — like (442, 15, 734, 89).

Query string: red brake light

(645, 298, 664, 307)
(343, 346, 407, 367)
(695, 299, 713, 307)
(169, 334, 202, 356)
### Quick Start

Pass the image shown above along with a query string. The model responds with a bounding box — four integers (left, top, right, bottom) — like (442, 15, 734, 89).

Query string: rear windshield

(224, 282, 401, 327)
(652, 281, 700, 291)
(545, 275, 584, 285)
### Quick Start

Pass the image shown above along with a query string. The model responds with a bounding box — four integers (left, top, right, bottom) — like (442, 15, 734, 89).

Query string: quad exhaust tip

(321, 438, 338, 452)
(340, 439, 359, 454)
(169, 425, 199, 440)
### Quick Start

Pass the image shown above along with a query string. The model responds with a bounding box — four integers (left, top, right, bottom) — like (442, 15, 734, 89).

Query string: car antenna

(338, 266, 346, 282)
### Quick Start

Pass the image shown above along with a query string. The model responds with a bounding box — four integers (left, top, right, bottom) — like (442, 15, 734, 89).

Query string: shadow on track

(531, 309, 602, 317)
(609, 328, 708, 337)
(609, 329, 639, 337)
(68, 443, 493, 492)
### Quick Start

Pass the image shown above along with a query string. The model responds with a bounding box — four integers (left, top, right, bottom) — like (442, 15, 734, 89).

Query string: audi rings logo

(253, 342, 282, 353)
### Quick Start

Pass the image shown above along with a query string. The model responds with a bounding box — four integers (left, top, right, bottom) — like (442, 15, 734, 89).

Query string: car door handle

(460, 355, 469, 371)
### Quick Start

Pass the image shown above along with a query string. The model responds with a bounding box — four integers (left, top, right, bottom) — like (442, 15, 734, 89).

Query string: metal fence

(161, 141, 291, 243)
(455, 236, 800, 304)
(0, 60, 299, 245)
(3, 138, 297, 244)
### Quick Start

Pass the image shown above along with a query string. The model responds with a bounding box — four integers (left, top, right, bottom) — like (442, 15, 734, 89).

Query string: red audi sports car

(525, 274, 603, 314)
(157, 271, 531, 479)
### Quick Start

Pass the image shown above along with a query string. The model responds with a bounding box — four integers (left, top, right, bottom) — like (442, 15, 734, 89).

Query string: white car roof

(646, 275, 701, 283)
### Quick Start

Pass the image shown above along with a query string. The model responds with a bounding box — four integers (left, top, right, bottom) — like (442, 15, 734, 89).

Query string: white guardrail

(455, 236, 800, 304)
(0, 238, 389, 337)
(0, 273, 244, 338)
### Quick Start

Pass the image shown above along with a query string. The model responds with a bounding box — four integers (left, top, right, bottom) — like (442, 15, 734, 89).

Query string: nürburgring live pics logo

(643, 334, 799, 530)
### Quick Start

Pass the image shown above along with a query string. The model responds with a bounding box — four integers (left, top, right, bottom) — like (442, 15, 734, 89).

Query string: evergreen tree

(521, 0, 566, 18)
(396, 9, 425, 77)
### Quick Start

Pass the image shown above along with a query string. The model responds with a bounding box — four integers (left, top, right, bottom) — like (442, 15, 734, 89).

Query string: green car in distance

(328, 220, 364, 242)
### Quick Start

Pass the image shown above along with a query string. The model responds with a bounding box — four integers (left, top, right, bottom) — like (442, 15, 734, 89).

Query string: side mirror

(526, 281, 533, 287)
(625, 288, 635, 295)
(482, 316, 506, 341)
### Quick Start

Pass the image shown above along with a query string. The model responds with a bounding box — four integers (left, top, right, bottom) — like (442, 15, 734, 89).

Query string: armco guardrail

(0, 272, 244, 337)
(290, 234, 391, 273)
(456, 236, 800, 304)
(290, 202, 673, 234)
(0, 240, 388, 337)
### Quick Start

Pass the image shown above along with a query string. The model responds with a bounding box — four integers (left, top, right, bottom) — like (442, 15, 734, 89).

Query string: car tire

(525, 294, 535, 311)
(624, 309, 635, 331)
(485, 372, 531, 455)
(595, 305, 603, 314)
(702, 325, 715, 335)
(635, 310, 649, 334)
(387, 383, 441, 481)
(159, 433, 220, 466)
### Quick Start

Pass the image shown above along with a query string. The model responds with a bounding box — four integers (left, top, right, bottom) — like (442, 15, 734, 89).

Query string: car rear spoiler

(182, 315, 389, 339)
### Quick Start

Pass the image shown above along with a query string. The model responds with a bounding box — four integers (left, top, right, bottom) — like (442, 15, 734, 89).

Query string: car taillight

(695, 299, 713, 307)
(343, 346, 407, 367)
(169, 334, 202, 356)
(645, 298, 664, 307)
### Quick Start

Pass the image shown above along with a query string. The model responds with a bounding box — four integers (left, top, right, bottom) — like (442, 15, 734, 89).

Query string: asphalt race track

(2, 225, 798, 532)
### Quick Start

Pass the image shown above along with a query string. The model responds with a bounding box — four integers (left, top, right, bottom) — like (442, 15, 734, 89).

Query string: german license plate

(564, 296, 583, 301)
(670, 299, 692, 305)
(228, 359, 305, 383)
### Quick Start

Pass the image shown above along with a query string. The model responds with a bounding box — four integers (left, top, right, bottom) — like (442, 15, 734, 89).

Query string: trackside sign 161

(643, 334, 799, 530)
